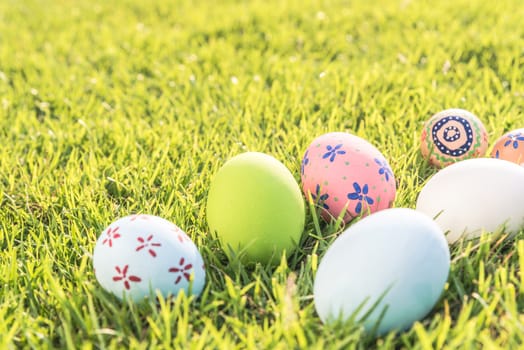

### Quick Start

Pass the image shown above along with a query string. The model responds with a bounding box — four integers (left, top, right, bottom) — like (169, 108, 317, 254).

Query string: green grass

(1, 0, 524, 348)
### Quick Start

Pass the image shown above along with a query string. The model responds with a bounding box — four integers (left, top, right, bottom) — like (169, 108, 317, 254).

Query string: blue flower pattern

(374, 158, 393, 182)
(301, 151, 309, 175)
(347, 182, 374, 214)
(503, 132, 524, 149)
(323, 144, 346, 162)
(311, 184, 329, 209)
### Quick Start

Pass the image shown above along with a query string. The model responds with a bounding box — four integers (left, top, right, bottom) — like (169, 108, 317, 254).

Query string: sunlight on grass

(0, 0, 523, 348)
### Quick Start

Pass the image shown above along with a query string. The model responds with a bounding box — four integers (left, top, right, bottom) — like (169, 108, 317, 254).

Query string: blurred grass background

(0, 0, 523, 348)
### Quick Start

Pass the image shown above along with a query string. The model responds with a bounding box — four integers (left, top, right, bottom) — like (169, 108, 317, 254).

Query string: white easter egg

(93, 214, 206, 301)
(416, 158, 524, 244)
(314, 208, 449, 335)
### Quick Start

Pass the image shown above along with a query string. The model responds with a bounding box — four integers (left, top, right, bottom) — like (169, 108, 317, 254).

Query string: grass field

(1, 0, 524, 348)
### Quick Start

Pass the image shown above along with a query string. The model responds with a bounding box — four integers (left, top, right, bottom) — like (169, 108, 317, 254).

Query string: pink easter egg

(301, 132, 396, 223)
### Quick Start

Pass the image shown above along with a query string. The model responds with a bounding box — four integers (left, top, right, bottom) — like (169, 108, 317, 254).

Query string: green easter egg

(206, 152, 305, 264)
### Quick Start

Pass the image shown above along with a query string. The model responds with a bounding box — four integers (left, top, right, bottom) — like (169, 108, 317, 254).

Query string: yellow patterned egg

(420, 109, 489, 168)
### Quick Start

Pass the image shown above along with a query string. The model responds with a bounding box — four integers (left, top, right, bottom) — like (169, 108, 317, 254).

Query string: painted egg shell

(420, 109, 488, 168)
(314, 208, 450, 335)
(491, 128, 524, 166)
(416, 158, 524, 244)
(206, 152, 305, 265)
(93, 214, 206, 301)
(301, 132, 396, 223)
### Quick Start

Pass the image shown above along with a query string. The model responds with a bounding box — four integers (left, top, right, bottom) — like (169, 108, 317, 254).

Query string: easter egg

(301, 132, 396, 223)
(420, 109, 488, 168)
(93, 214, 206, 301)
(314, 208, 450, 335)
(416, 158, 524, 244)
(206, 152, 305, 264)
(491, 128, 524, 166)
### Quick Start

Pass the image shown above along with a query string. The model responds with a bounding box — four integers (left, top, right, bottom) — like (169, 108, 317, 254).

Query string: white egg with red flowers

(93, 214, 206, 301)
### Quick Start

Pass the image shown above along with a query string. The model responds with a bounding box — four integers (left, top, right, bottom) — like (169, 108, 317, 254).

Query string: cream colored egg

(416, 158, 524, 243)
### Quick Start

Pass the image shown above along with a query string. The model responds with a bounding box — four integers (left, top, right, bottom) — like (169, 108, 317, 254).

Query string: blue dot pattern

(432, 116, 473, 157)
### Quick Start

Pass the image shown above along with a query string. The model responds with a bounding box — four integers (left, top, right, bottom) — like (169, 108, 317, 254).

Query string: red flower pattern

(168, 257, 193, 284)
(112, 265, 141, 290)
(102, 226, 121, 247)
(135, 234, 162, 257)
(129, 214, 151, 221)
(171, 226, 191, 243)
